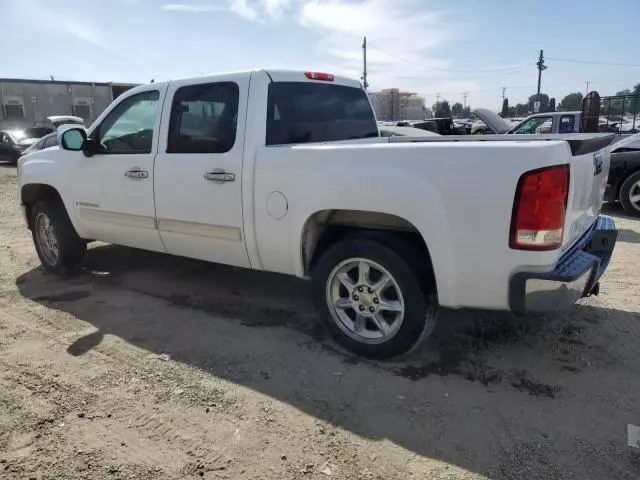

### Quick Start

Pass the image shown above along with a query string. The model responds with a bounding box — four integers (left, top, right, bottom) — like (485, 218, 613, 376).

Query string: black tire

(619, 171, 640, 217)
(312, 235, 438, 359)
(30, 200, 86, 275)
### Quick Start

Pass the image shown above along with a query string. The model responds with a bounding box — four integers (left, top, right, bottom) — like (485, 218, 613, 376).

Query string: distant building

(369, 88, 426, 121)
(0, 78, 138, 130)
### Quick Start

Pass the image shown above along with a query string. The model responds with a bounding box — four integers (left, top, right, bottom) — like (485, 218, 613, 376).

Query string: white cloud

(259, 0, 292, 19)
(162, 4, 226, 12)
(24, 3, 106, 48)
(228, 0, 259, 20)
(162, 0, 291, 21)
(298, 0, 474, 99)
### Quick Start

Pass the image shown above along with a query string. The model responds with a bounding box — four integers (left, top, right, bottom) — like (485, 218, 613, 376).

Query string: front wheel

(312, 236, 437, 359)
(31, 201, 86, 274)
(619, 171, 640, 217)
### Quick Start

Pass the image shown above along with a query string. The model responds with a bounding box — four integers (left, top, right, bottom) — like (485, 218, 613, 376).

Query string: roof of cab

(123, 69, 364, 93)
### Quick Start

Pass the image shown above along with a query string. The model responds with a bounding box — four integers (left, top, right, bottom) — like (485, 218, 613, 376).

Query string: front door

(153, 76, 250, 268)
(71, 86, 166, 252)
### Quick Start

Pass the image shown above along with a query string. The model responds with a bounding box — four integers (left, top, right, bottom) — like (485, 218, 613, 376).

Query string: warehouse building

(0, 78, 137, 130)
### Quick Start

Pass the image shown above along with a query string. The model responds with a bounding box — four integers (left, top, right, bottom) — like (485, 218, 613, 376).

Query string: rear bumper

(509, 216, 617, 312)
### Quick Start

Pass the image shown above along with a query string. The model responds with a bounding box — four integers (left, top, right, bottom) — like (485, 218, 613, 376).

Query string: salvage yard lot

(0, 162, 639, 479)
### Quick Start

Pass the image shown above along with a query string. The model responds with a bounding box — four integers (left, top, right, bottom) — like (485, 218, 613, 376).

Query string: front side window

(266, 82, 378, 145)
(513, 116, 553, 134)
(167, 82, 239, 154)
(97, 90, 159, 154)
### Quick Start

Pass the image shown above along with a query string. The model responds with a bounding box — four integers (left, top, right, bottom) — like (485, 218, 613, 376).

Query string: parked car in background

(473, 109, 582, 135)
(47, 115, 85, 130)
(19, 132, 60, 156)
(411, 118, 466, 135)
(378, 125, 439, 137)
(604, 133, 640, 216)
(0, 130, 38, 164)
(2, 116, 86, 164)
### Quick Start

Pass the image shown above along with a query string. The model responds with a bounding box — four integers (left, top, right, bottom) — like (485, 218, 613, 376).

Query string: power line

(366, 42, 536, 73)
(547, 57, 640, 67)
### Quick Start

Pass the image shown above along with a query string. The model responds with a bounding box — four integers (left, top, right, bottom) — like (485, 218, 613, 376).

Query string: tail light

(304, 72, 334, 81)
(510, 164, 570, 250)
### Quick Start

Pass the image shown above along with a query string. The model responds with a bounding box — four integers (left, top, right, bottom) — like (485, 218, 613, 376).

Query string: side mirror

(58, 128, 87, 151)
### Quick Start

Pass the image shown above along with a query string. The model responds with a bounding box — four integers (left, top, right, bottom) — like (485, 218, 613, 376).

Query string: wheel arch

(21, 183, 67, 230)
(297, 208, 449, 302)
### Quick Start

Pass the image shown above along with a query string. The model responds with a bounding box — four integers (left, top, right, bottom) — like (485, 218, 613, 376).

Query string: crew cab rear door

(153, 74, 251, 268)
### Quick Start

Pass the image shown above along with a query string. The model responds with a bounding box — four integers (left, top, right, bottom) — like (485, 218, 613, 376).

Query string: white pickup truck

(18, 70, 618, 359)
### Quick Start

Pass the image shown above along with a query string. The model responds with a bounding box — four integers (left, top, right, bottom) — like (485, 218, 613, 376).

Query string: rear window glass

(266, 82, 378, 145)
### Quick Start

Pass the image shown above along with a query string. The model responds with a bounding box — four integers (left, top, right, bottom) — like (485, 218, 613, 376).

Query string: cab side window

(96, 90, 159, 154)
(43, 135, 59, 149)
(559, 115, 575, 133)
(167, 82, 239, 154)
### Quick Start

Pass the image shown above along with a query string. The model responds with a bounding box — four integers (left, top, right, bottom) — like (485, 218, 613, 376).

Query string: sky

(2, 0, 639, 110)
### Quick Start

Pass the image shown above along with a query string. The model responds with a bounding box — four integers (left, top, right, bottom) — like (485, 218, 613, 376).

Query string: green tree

(432, 100, 451, 118)
(548, 98, 556, 112)
(528, 93, 549, 113)
(462, 106, 471, 117)
(514, 103, 529, 117)
(558, 92, 583, 111)
(501, 98, 509, 117)
(507, 106, 516, 117)
(451, 102, 464, 118)
(631, 83, 640, 115)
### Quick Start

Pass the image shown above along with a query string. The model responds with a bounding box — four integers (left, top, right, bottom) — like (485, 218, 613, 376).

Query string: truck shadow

(15, 244, 640, 479)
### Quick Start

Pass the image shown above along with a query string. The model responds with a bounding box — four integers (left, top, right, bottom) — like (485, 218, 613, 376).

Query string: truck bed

(388, 133, 615, 156)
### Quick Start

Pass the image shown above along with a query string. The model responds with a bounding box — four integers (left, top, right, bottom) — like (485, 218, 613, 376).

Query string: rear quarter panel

(252, 140, 572, 309)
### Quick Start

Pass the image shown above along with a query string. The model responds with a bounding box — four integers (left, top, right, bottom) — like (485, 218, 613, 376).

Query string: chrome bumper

(509, 216, 617, 312)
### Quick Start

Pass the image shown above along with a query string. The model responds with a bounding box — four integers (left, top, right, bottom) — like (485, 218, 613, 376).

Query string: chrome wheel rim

(629, 181, 640, 210)
(326, 258, 405, 344)
(35, 213, 59, 265)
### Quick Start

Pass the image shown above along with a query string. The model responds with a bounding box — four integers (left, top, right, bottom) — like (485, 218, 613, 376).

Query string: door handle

(124, 168, 148, 179)
(204, 170, 235, 182)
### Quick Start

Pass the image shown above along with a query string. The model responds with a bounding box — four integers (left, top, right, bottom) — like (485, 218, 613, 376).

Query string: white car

(18, 69, 618, 358)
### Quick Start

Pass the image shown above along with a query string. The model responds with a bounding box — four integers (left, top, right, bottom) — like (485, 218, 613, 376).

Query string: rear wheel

(31, 201, 86, 274)
(312, 236, 437, 359)
(619, 171, 640, 217)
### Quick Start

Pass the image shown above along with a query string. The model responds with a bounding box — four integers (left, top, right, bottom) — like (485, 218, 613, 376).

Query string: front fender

(287, 170, 457, 306)
(19, 152, 85, 237)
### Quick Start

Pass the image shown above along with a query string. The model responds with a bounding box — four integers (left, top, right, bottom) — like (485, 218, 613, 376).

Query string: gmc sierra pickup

(18, 69, 618, 358)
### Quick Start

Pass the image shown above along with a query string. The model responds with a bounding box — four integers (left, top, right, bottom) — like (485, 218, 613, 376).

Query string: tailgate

(562, 135, 615, 253)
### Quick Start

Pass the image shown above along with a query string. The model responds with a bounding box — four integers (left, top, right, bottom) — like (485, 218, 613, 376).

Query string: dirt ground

(0, 162, 639, 480)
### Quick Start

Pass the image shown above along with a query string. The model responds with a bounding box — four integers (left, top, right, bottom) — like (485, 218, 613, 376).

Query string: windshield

(266, 82, 378, 145)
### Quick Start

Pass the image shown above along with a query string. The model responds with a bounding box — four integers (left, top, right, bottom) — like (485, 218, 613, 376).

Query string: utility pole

(536, 49, 547, 112)
(463, 92, 469, 109)
(585, 81, 590, 96)
(361, 36, 369, 90)
(501, 87, 507, 102)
